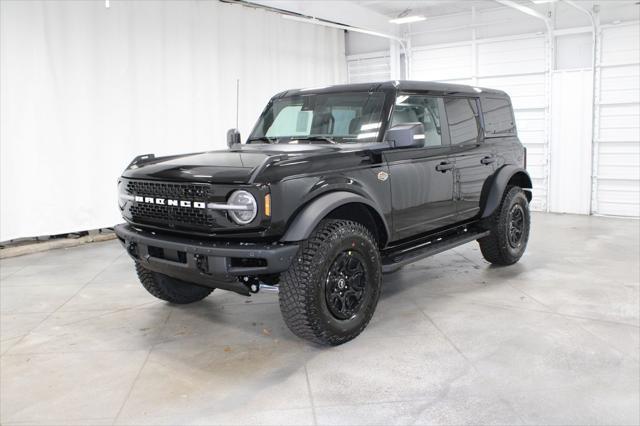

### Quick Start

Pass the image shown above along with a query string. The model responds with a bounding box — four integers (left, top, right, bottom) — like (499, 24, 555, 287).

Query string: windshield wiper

(293, 136, 337, 144)
(247, 136, 277, 144)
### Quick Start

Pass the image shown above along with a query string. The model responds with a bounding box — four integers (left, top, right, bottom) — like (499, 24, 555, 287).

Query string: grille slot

(130, 203, 215, 228)
(126, 181, 210, 199)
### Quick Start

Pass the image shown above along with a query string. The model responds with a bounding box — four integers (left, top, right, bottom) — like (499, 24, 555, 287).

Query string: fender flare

(281, 191, 390, 243)
(480, 165, 532, 218)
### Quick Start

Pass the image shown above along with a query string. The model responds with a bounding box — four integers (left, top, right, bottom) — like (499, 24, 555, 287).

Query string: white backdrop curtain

(0, 0, 347, 241)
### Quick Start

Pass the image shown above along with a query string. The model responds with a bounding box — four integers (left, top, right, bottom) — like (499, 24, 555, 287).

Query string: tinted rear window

(481, 97, 516, 136)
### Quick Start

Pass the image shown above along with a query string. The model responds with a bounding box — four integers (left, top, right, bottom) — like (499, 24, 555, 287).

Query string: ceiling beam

(246, 0, 398, 35)
(494, 0, 553, 32)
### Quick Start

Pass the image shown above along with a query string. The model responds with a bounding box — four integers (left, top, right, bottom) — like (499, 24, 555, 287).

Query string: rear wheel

(279, 219, 382, 345)
(478, 186, 530, 265)
(135, 263, 213, 304)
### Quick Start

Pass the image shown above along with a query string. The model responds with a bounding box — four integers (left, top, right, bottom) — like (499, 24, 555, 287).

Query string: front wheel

(279, 219, 382, 345)
(478, 186, 531, 265)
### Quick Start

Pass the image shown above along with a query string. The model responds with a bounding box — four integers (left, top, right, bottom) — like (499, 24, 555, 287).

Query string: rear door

(444, 96, 496, 221)
(384, 94, 457, 240)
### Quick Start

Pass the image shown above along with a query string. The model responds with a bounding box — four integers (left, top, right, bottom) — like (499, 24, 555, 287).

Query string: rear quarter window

(481, 97, 516, 137)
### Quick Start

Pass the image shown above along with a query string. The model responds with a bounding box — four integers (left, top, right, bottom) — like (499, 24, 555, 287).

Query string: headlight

(227, 190, 257, 225)
(117, 180, 133, 209)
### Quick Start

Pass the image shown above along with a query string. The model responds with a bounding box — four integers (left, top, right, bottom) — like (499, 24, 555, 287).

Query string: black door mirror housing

(226, 128, 241, 148)
(385, 123, 425, 149)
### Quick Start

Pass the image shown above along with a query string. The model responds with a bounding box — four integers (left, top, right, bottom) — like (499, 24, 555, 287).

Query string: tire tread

(279, 219, 380, 345)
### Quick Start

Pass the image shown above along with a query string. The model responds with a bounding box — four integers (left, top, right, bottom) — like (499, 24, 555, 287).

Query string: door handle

(481, 156, 496, 165)
(435, 161, 454, 173)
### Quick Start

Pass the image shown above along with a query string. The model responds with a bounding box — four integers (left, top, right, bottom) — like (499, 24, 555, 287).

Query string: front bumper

(114, 223, 298, 295)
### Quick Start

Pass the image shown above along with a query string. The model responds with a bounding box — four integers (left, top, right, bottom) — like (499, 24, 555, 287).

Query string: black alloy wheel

(324, 251, 368, 320)
(507, 204, 525, 249)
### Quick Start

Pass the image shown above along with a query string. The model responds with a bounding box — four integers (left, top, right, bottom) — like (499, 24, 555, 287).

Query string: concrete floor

(0, 212, 638, 426)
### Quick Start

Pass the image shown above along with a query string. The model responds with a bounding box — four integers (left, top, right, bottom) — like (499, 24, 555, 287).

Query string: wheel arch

(281, 191, 390, 247)
(480, 165, 532, 219)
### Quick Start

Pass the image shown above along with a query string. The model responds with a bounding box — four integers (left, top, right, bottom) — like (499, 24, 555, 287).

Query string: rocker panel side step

(381, 230, 490, 273)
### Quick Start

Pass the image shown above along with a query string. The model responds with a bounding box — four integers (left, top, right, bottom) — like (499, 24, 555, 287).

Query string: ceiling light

(529, 0, 557, 4)
(389, 15, 426, 24)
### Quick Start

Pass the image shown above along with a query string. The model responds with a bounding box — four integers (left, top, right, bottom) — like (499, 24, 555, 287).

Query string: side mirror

(385, 123, 425, 149)
(226, 128, 241, 148)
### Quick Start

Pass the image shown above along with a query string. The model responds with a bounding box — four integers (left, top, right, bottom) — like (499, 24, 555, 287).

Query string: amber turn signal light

(264, 194, 271, 217)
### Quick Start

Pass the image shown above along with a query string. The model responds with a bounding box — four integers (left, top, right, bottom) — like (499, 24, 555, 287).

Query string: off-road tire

(279, 219, 382, 345)
(135, 263, 213, 304)
(478, 185, 530, 265)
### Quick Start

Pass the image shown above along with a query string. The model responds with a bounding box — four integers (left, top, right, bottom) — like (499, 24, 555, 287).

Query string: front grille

(124, 180, 218, 231)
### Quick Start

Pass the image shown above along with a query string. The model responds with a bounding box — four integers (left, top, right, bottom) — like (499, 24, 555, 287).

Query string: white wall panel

(595, 24, 640, 217)
(549, 70, 593, 214)
(347, 52, 391, 83)
(0, 0, 347, 241)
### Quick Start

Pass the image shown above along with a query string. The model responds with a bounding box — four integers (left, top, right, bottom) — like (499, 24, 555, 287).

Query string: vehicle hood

(121, 144, 344, 184)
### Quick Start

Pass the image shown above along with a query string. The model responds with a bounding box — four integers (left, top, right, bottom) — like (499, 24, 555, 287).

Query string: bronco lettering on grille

(134, 195, 205, 209)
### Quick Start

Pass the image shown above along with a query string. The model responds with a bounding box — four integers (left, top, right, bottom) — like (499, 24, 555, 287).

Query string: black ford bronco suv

(115, 81, 531, 345)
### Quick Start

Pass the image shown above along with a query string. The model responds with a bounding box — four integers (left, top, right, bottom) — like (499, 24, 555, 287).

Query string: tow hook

(194, 254, 208, 273)
(259, 284, 279, 293)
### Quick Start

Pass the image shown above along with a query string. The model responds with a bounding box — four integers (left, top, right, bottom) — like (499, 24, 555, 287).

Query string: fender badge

(377, 171, 389, 182)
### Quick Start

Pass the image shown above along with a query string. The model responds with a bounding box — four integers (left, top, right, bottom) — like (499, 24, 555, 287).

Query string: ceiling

(356, 0, 640, 20)
(244, 0, 638, 33)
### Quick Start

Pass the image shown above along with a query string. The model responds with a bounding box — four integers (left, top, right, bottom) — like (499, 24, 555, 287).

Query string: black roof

(277, 80, 508, 98)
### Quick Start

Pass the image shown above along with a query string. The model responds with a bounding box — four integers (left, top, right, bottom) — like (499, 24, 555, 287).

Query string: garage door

(411, 43, 474, 85)
(594, 24, 640, 217)
(346, 51, 391, 83)
(412, 36, 549, 211)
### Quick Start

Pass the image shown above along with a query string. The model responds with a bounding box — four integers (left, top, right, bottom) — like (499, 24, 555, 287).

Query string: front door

(384, 94, 456, 241)
(385, 148, 456, 240)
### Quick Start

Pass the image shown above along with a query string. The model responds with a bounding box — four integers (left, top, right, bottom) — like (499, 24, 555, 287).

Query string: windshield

(248, 91, 387, 144)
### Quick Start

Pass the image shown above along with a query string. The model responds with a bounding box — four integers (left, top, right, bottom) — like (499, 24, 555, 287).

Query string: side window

(392, 94, 443, 147)
(481, 97, 516, 136)
(444, 97, 480, 145)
